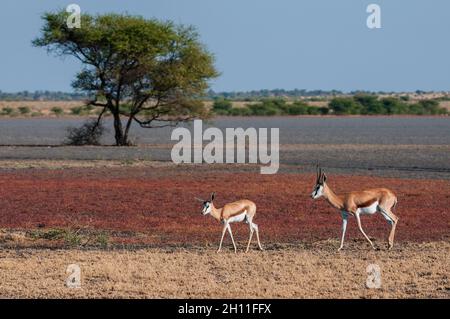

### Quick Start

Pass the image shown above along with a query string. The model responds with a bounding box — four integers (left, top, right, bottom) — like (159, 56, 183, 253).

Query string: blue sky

(0, 0, 449, 92)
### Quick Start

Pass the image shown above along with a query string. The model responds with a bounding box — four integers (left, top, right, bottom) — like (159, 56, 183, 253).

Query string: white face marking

(202, 202, 212, 215)
(356, 201, 379, 215)
(311, 184, 324, 199)
(227, 211, 247, 223)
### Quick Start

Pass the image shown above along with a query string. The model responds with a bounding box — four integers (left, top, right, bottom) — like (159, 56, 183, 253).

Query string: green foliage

(1, 107, 14, 116)
(18, 106, 31, 114)
(229, 107, 252, 116)
(63, 231, 82, 246)
(381, 97, 409, 114)
(329, 98, 361, 115)
(318, 107, 329, 115)
(416, 100, 443, 114)
(96, 232, 110, 248)
(70, 106, 84, 115)
(51, 106, 64, 115)
(69, 105, 95, 115)
(212, 98, 232, 115)
(286, 101, 309, 115)
(246, 99, 284, 115)
(329, 96, 447, 115)
(33, 11, 218, 145)
(211, 98, 329, 116)
(354, 95, 385, 115)
(400, 95, 410, 101)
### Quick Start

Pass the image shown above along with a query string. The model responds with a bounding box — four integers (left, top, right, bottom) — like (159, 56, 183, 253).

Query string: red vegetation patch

(0, 168, 448, 246)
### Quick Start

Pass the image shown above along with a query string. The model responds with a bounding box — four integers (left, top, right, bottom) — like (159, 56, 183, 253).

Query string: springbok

(197, 192, 263, 253)
(311, 166, 399, 250)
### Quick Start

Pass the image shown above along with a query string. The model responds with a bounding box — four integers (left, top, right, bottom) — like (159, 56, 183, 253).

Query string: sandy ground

(0, 241, 448, 299)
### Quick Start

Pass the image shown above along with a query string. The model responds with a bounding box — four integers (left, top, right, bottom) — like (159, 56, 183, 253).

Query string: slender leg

(378, 206, 399, 250)
(253, 223, 263, 250)
(338, 211, 348, 251)
(227, 224, 237, 253)
(245, 226, 254, 253)
(217, 224, 227, 253)
(355, 213, 375, 249)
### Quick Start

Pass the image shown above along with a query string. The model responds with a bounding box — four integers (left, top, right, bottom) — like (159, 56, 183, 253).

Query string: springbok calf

(311, 166, 399, 250)
(197, 192, 263, 253)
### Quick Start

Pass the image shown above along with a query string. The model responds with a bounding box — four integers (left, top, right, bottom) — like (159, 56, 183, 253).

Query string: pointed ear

(323, 173, 327, 183)
(195, 197, 204, 202)
(211, 192, 215, 201)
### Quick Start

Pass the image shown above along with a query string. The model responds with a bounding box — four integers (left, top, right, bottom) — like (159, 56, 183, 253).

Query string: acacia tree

(34, 12, 218, 145)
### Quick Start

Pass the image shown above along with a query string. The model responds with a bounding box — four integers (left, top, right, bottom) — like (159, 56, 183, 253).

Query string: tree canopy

(33, 11, 218, 145)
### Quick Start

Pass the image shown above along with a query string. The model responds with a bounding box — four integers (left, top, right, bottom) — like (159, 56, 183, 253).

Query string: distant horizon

(1, 88, 449, 95)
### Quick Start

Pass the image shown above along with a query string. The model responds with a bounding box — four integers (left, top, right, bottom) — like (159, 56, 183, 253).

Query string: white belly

(227, 211, 247, 223)
(356, 201, 378, 215)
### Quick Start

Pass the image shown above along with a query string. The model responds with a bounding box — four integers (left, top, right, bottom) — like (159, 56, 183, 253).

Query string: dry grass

(0, 101, 84, 116)
(0, 241, 448, 298)
(0, 159, 175, 170)
(1, 97, 449, 117)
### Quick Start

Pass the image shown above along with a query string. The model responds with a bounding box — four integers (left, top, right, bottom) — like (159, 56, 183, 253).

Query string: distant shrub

(318, 107, 329, 115)
(18, 106, 31, 114)
(229, 107, 252, 116)
(329, 98, 361, 115)
(246, 99, 285, 116)
(1, 107, 14, 115)
(51, 106, 64, 115)
(381, 97, 409, 114)
(286, 101, 309, 115)
(247, 103, 276, 116)
(353, 95, 385, 115)
(65, 119, 105, 145)
(329, 96, 447, 115)
(70, 106, 84, 115)
(307, 106, 322, 115)
(408, 103, 426, 115)
(211, 98, 333, 116)
(212, 98, 232, 115)
(84, 104, 95, 112)
(417, 100, 443, 115)
(400, 95, 410, 101)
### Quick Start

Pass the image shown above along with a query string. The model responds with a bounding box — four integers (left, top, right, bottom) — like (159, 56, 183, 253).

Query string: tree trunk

(123, 114, 134, 146)
(112, 111, 127, 146)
